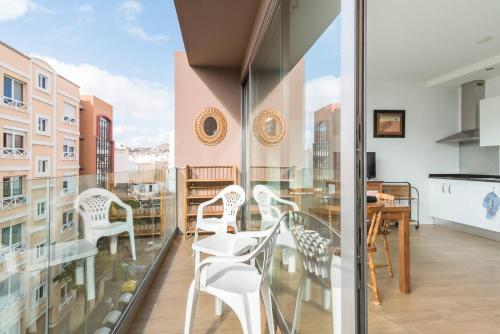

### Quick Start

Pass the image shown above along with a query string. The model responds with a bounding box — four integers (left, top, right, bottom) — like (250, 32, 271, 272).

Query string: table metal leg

(398, 211, 410, 293)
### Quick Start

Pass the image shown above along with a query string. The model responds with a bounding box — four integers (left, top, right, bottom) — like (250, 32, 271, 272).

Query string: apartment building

(0, 41, 80, 333)
(79, 96, 114, 188)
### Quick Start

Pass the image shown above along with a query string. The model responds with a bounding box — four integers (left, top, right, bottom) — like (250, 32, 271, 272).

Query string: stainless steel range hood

(436, 80, 484, 143)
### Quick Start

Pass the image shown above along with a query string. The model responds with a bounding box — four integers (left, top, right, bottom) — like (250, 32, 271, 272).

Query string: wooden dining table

(326, 201, 411, 294)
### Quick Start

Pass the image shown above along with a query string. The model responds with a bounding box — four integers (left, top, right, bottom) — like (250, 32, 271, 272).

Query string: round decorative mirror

(253, 109, 287, 146)
(195, 107, 227, 146)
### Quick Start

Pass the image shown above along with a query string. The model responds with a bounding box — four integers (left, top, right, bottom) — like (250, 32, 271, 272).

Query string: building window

(0, 273, 21, 300)
(62, 175, 76, 194)
(3, 129, 25, 152)
(36, 200, 47, 218)
(3, 75, 24, 104)
(37, 116, 49, 134)
(62, 209, 75, 233)
(37, 73, 49, 91)
(36, 158, 49, 176)
(62, 139, 76, 159)
(1, 224, 22, 250)
(96, 117, 112, 187)
(34, 284, 45, 304)
(63, 103, 77, 124)
(35, 243, 46, 259)
(2, 176, 23, 198)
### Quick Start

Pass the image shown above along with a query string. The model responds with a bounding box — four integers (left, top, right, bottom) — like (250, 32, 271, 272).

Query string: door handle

(442, 184, 445, 193)
(448, 184, 451, 194)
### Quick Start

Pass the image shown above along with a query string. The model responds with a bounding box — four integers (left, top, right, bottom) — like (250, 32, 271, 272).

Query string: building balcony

(0, 147, 30, 159)
(0, 288, 25, 310)
(63, 116, 77, 125)
(0, 242, 26, 262)
(0, 194, 29, 211)
(62, 151, 78, 160)
(61, 220, 76, 233)
(58, 289, 76, 312)
(1, 96, 28, 111)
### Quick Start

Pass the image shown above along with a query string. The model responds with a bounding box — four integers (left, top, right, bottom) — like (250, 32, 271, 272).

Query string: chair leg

(367, 252, 381, 305)
(242, 292, 261, 334)
(382, 234, 393, 277)
(110, 235, 118, 255)
(192, 229, 199, 257)
(302, 277, 311, 302)
(291, 275, 305, 334)
(261, 280, 275, 334)
(288, 252, 296, 273)
(129, 228, 136, 261)
(184, 281, 198, 334)
(215, 297, 223, 316)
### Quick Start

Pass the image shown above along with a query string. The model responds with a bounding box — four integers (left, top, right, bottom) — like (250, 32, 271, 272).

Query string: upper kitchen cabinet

(480, 95, 500, 146)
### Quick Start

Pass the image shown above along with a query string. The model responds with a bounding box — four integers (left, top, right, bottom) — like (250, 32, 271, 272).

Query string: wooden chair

(367, 208, 382, 304)
(375, 193, 394, 277)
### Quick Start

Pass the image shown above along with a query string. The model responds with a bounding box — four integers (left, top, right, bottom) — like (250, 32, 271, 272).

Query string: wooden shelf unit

(249, 166, 298, 227)
(184, 165, 238, 239)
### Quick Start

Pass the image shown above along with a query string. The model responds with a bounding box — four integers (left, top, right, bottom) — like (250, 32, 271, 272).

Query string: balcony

(0, 289, 25, 310)
(61, 220, 76, 233)
(0, 194, 29, 211)
(1, 96, 28, 111)
(58, 289, 76, 312)
(1, 147, 30, 159)
(63, 116, 77, 125)
(0, 242, 26, 262)
(62, 151, 78, 160)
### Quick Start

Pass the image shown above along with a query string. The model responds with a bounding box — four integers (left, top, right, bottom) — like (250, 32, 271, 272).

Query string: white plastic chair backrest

(216, 185, 246, 222)
(253, 184, 299, 224)
(253, 220, 281, 282)
(291, 225, 331, 279)
(75, 188, 120, 227)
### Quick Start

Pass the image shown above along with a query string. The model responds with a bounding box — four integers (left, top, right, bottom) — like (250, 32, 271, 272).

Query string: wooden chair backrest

(376, 192, 395, 203)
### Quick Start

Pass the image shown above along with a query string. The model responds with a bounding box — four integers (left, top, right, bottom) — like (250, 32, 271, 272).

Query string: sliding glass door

(244, 0, 365, 332)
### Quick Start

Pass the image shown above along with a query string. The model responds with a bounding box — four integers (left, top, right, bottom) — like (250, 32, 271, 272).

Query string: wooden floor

(129, 224, 500, 333)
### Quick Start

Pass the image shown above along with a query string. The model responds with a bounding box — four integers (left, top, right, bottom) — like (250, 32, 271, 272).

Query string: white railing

(0, 289, 25, 309)
(62, 151, 78, 160)
(0, 242, 26, 261)
(61, 220, 76, 233)
(0, 194, 29, 211)
(63, 116, 76, 124)
(1, 96, 28, 110)
(58, 289, 76, 312)
(1, 147, 30, 159)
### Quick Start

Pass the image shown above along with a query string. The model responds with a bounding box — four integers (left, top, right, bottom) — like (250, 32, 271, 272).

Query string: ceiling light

(476, 36, 493, 44)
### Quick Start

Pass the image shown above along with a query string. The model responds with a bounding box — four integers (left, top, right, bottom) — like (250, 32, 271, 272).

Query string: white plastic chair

(194, 185, 245, 243)
(75, 188, 136, 261)
(184, 220, 281, 334)
(253, 184, 298, 272)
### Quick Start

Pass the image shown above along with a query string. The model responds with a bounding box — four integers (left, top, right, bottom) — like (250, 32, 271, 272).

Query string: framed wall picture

(374, 110, 405, 138)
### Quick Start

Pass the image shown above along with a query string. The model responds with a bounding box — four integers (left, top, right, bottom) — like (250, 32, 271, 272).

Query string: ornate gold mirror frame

(253, 109, 287, 146)
(195, 107, 227, 146)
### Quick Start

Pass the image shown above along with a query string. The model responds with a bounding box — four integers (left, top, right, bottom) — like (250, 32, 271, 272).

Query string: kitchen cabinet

(480, 96, 500, 146)
(429, 178, 500, 232)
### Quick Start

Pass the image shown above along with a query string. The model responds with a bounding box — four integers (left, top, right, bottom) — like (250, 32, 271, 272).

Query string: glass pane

(1, 227, 10, 247)
(247, 1, 342, 332)
(10, 273, 20, 292)
(4, 133, 13, 148)
(11, 224, 21, 244)
(0, 278, 7, 298)
(14, 134, 23, 148)
(3, 76, 12, 98)
(13, 80, 23, 101)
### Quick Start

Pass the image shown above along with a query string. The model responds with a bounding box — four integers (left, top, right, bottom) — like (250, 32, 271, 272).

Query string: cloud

(0, 0, 52, 21)
(34, 55, 173, 148)
(118, 0, 169, 43)
(77, 4, 93, 13)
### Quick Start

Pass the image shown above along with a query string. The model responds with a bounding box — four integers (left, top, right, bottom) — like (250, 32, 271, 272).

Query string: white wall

(367, 80, 460, 224)
(485, 75, 500, 174)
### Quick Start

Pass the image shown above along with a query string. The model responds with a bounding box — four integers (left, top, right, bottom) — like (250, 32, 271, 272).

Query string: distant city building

(313, 103, 340, 190)
(79, 96, 114, 187)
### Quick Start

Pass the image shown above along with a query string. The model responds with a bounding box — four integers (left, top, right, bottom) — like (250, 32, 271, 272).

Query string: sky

(0, 0, 183, 148)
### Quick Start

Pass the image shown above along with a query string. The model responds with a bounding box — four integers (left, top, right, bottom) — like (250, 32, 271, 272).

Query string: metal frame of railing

(0, 288, 26, 309)
(1, 147, 30, 159)
(62, 151, 78, 160)
(0, 194, 29, 211)
(1, 96, 28, 110)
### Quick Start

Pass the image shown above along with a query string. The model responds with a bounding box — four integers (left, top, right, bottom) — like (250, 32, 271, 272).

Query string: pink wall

(174, 52, 242, 168)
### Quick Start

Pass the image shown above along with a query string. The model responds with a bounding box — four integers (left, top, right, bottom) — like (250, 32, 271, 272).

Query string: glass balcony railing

(0, 168, 177, 334)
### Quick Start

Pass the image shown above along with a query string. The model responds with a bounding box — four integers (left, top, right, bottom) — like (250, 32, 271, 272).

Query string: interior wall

(367, 80, 460, 223)
(485, 74, 500, 174)
(174, 52, 242, 168)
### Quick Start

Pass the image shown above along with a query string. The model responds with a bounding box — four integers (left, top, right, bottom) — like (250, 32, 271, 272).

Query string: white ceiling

(367, 0, 500, 84)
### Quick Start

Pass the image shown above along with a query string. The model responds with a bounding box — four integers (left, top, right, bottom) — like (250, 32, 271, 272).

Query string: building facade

(0, 41, 81, 333)
(79, 95, 114, 187)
